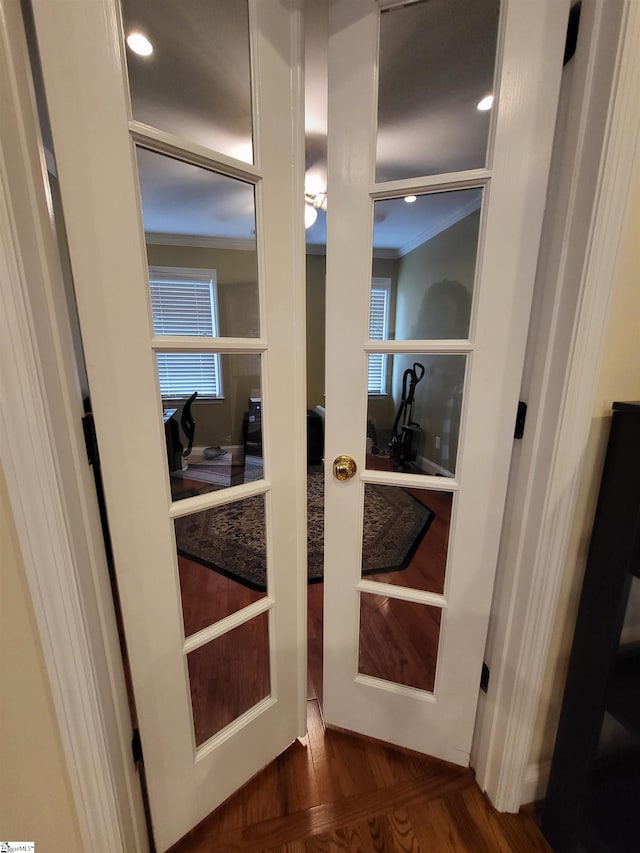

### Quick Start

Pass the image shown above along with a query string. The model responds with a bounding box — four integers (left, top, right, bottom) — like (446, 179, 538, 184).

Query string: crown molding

(397, 196, 482, 257)
(145, 231, 257, 252)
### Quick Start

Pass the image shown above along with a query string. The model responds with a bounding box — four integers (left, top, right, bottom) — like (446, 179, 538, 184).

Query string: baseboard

(191, 444, 244, 463)
(520, 760, 551, 806)
(416, 454, 454, 478)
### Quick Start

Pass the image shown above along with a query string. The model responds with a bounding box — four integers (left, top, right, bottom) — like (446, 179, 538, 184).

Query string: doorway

(25, 0, 569, 846)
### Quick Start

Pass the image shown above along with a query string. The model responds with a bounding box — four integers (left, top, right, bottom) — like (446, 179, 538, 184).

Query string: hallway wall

(0, 464, 83, 850)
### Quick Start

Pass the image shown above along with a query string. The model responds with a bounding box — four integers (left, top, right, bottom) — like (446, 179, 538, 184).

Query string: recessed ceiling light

(477, 94, 494, 112)
(404, 195, 417, 204)
(127, 32, 153, 57)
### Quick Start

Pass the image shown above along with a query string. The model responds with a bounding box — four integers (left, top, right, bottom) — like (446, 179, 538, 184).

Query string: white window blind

(149, 267, 222, 399)
(368, 279, 390, 394)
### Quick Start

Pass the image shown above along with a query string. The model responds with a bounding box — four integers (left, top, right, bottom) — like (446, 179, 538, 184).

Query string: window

(149, 266, 223, 398)
(368, 278, 391, 394)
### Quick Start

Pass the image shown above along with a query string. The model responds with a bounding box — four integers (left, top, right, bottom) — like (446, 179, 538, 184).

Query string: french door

(31, 0, 568, 847)
(323, 0, 568, 764)
(31, 1, 306, 850)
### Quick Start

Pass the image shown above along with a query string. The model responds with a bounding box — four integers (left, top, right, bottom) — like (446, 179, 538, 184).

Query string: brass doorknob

(333, 454, 357, 481)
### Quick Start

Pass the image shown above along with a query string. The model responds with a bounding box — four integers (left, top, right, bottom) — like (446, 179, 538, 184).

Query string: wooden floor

(171, 463, 551, 851)
(170, 699, 550, 852)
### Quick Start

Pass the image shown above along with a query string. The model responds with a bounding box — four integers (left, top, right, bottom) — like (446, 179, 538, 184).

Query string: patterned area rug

(175, 468, 434, 591)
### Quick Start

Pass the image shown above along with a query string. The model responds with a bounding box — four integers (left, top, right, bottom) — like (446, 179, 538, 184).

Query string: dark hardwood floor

(171, 463, 550, 851)
(170, 698, 550, 852)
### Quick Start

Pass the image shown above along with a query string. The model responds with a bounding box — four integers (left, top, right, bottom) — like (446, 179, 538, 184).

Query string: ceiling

(123, 0, 499, 254)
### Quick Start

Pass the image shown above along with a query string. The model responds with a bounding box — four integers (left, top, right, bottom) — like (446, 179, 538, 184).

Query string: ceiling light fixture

(477, 94, 494, 112)
(304, 203, 318, 229)
(404, 195, 417, 204)
(304, 191, 327, 229)
(127, 32, 153, 56)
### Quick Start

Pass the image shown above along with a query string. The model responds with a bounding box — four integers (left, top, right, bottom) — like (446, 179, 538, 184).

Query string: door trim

(0, 1, 147, 849)
(1, 6, 638, 852)
(472, 0, 640, 811)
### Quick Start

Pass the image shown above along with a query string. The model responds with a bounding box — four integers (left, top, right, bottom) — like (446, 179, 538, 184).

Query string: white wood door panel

(31, 1, 306, 849)
(323, 0, 569, 763)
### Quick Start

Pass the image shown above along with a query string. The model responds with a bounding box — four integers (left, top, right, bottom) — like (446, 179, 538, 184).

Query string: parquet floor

(170, 699, 550, 852)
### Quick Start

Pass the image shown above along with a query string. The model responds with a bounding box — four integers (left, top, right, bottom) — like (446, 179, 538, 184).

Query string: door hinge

(132, 728, 144, 766)
(81, 412, 100, 466)
(514, 401, 527, 440)
(480, 662, 490, 693)
(564, 2, 581, 66)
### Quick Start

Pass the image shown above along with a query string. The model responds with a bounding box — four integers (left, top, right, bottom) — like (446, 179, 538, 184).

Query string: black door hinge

(564, 2, 581, 66)
(132, 728, 144, 766)
(480, 662, 490, 693)
(82, 412, 100, 466)
(514, 401, 527, 440)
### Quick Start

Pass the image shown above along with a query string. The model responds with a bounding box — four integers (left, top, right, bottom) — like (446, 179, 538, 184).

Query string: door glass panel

(376, 0, 500, 181)
(122, 0, 253, 162)
(358, 592, 441, 692)
(371, 190, 481, 340)
(137, 147, 260, 339)
(175, 495, 268, 637)
(161, 352, 263, 501)
(360, 484, 452, 595)
(187, 611, 270, 746)
(366, 354, 466, 477)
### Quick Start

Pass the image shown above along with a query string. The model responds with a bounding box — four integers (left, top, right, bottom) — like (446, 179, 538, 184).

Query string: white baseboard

(191, 444, 244, 463)
(417, 454, 454, 478)
(520, 760, 551, 806)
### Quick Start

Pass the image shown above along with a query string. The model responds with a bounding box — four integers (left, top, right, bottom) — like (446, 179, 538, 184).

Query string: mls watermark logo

(0, 844, 35, 852)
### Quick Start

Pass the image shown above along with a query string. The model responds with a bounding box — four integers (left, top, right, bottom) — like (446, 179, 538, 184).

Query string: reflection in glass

(160, 353, 263, 501)
(366, 354, 466, 477)
(376, 0, 500, 181)
(358, 592, 441, 692)
(361, 484, 451, 595)
(175, 494, 268, 636)
(371, 190, 481, 339)
(187, 612, 270, 746)
(136, 147, 259, 339)
(122, 0, 253, 161)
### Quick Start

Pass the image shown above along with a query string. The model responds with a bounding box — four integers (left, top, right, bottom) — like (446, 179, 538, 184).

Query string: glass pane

(367, 354, 466, 477)
(361, 484, 451, 595)
(161, 353, 263, 501)
(122, 0, 253, 162)
(371, 190, 481, 339)
(137, 147, 259, 339)
(187, 612, 270, 745)
(376, 0, 500, 181)
(358, 592, 441, 692)
(175, 495, 267, 636)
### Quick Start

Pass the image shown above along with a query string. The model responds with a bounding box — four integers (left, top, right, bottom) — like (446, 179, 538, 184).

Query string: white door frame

(472, 0, 640, 810)
(1, 4, 638, 852)
(0, 1, 148, 849)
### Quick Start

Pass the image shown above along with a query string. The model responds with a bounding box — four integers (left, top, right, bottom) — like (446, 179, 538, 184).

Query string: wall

(528, 174, 640, 766)
(305, 253, 400, 426)
(392, 211, 480, 471)
(147, 243, 260, 449)
(0, 464, 83, 851)
(306, 253, 327, 409)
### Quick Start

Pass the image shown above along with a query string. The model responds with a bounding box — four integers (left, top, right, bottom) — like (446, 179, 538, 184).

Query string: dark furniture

(242, 406, 324, 465)
(542, 402, 640, 853)
(164, 408, 182, 472)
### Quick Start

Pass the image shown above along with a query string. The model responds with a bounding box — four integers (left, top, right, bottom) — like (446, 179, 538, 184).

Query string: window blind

(368, 284, 389, 394)
(150, 270, 222, 398)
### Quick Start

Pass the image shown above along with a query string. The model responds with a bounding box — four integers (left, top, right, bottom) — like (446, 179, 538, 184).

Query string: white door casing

(30, 1, 306, 850)
(323, 0, 569, 765)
